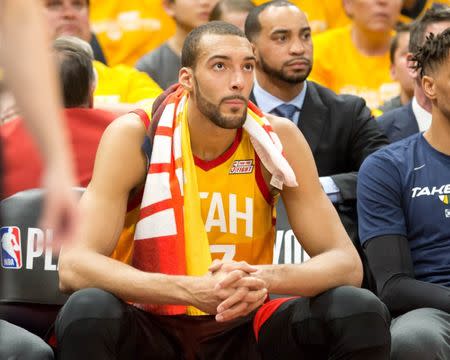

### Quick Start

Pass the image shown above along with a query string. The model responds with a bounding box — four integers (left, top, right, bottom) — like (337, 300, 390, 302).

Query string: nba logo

(445, 209, 450, 218)
(1, 226, 22, 269)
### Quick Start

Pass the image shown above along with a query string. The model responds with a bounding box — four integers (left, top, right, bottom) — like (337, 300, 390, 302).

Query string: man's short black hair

(181, 21, 246, 68)
(53, 36, 94, 108)
(390, 23, 411, 64)
(412, 27, 450, 77)
(409, 7, 450, 54)
(209, 0, 255, 22)
(245, 0, 294, 42)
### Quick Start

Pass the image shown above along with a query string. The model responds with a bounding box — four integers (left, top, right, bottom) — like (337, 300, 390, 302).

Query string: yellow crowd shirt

(111, 129, 277, 266)
(89, 0, 175, 67)
(93, 60, 162, 105)
(253, 0, 350, 34)
(196, 129, 276, 265)
(310, 26, 399, 110)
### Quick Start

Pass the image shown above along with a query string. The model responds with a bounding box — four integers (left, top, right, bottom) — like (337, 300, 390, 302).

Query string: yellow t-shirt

(89, 0, 175, 67)
(196, 129, 276, 265)
(253, 0, 350, 34)
(310, 26, 399, 110)
(93, 60, 162, 105)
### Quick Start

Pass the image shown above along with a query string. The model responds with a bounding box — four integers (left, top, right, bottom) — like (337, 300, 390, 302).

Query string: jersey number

(209, 245, 236, 261)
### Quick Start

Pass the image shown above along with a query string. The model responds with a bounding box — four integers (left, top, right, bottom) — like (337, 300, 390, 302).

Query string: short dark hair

(209, 0, 255, 22)
(390, 23, 411, 64)
(245, 0, 294, 41)
(409, 7, 450, 54)
(53, 36, 94, 108)
(412, 27, 450, 77)
(181, 21, 246, 68)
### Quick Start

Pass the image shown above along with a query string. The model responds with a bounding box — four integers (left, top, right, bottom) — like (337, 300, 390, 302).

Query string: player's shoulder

(361, 134, 421, 178)
(265, 112, 298, 137)
(264, 113, 310, 159)
(100, 111, 147, 150)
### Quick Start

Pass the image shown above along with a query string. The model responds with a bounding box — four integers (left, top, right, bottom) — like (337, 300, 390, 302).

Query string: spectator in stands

(253, 0, 351, 34)
(1, 36, 117, 199)
(136, 0, 219, 90)
(357, 29, 450, 360)
(41, 0, 162, 114)
(89, 0, 176, 67)
(310, 0, 403, 110)
(209, 0, 255, 31)
(378, 7, 450, 143)
(379, 23, 415, 114)
(246, 1, 388, 248)
(1, 0, 163, 122)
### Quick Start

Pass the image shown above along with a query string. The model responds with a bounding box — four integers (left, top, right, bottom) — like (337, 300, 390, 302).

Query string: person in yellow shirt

(310, 0, 403, 110)
(1, 0, 163, 122)
(89, 0, 176, 67)
(42, 0, 162, 113)
(253, 0, 350, 34)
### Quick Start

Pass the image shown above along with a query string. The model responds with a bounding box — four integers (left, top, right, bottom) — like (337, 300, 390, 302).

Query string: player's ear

(179, 67, 194, 91)
(422, 75, 436, 101)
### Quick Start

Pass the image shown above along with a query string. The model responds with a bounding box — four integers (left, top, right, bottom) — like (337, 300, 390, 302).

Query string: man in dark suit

(245, 1, 388, 257)
(377, 7, 450, 143)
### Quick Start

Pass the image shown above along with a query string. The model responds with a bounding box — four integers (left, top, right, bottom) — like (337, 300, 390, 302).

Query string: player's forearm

(254, 248, 362, 297)
(0, 0, 71, 167)
(380, 275, 450, 315)
(58, 248, 196, 306)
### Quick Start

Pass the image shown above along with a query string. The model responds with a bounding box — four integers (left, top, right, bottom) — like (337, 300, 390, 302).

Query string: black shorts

(127, 307, 259, 360)
(56, 287, 391, 360)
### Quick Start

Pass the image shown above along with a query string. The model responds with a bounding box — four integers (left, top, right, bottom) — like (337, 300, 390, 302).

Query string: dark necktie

(271, 103, 299, 121)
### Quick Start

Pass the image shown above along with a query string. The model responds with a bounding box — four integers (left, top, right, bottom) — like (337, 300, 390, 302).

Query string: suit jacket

(251, 81, 389, 243)
(377, 102, 419, 143)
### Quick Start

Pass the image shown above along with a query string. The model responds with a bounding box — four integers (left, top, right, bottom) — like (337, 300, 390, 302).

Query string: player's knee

(328, 286, 390, 321)
(55, 288, 125, 340)
(7, 335, 53, 360)
(318, 286, 391, 350)
(391, 309, 447, 360)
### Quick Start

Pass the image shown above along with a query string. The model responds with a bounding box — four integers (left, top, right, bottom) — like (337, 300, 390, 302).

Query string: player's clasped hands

(209, 260, 268, 323)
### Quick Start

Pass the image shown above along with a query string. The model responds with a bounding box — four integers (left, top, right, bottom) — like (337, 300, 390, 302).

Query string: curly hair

(412, 27, 450, 78)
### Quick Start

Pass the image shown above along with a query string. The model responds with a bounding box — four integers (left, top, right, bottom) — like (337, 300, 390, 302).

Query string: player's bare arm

(255, 115, 363, 295)
(213, 115, 362, 307)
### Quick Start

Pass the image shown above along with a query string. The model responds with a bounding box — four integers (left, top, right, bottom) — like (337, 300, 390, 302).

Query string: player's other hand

(209, 260, 268, 322)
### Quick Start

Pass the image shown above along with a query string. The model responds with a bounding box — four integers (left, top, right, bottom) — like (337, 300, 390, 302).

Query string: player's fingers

(242, 288, 268, 305)
(208, 259, 223, 273)
(245, 292, 268, 314)
(217, 287, 248, 313)
(216, 300, 248, 322)
(234, 276, 266, 290)
(221, 261, 257, 274)
(215, 270, 245, 289)
(215, 287, 235, 300)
